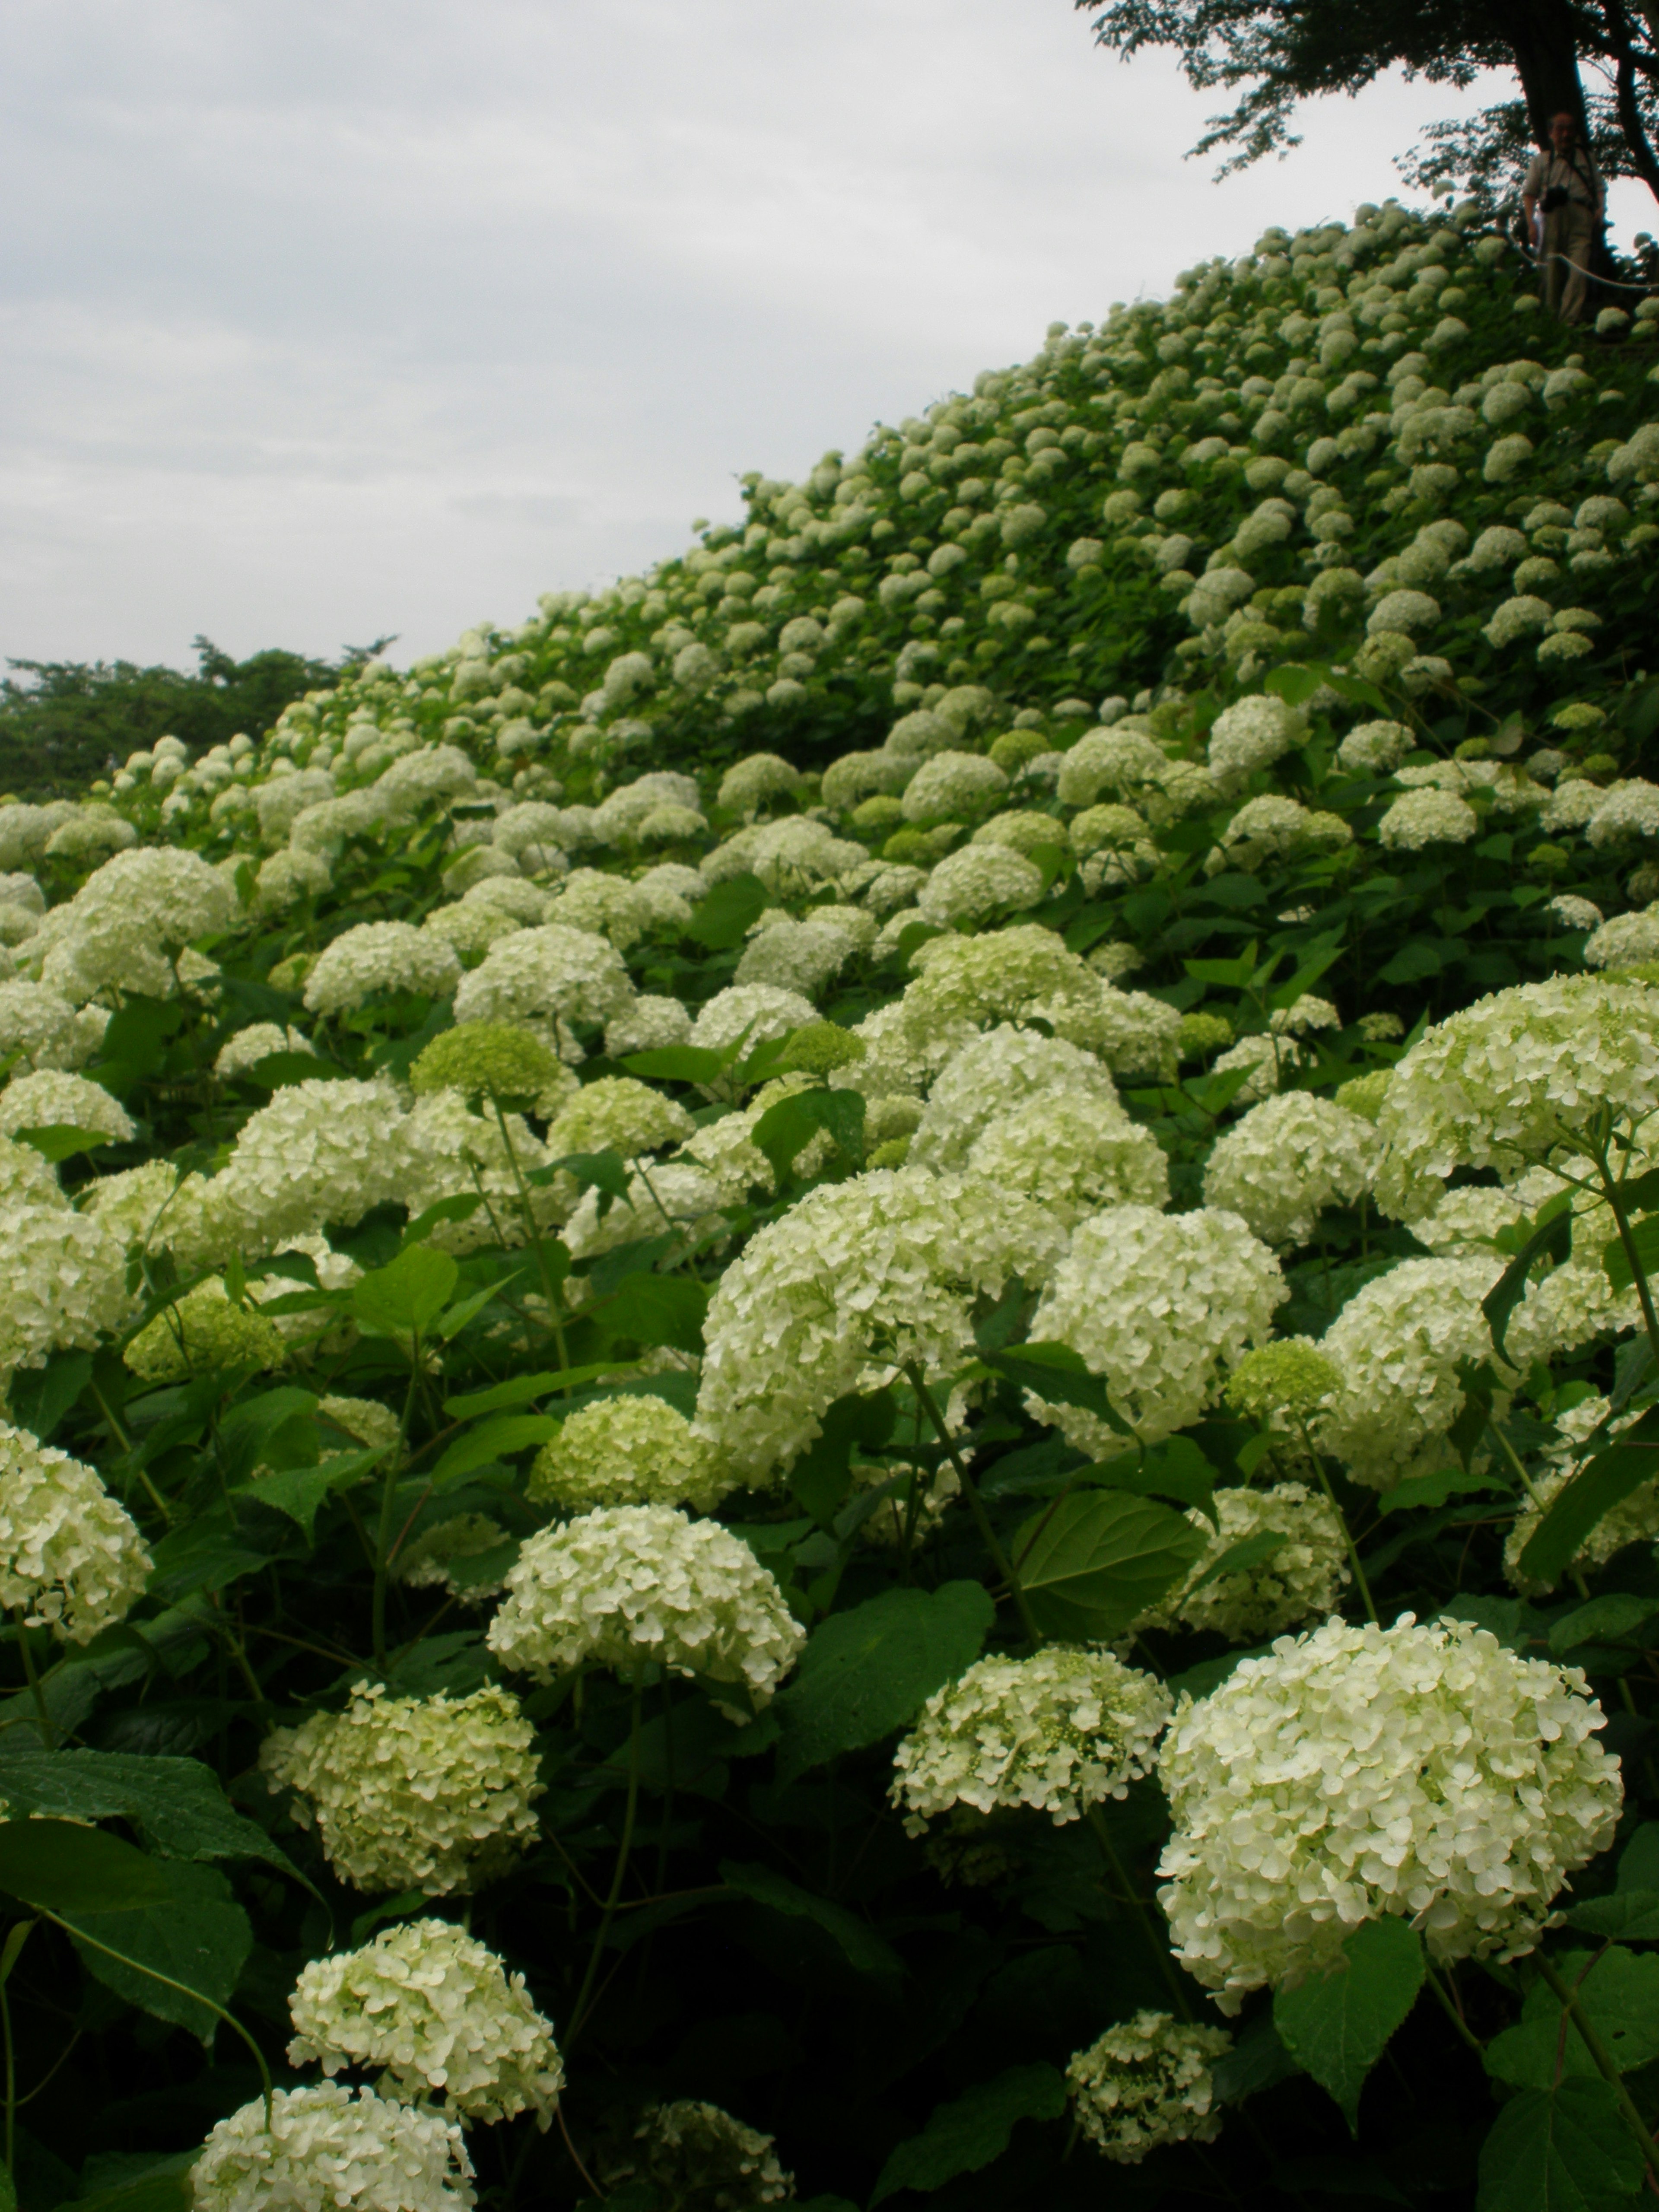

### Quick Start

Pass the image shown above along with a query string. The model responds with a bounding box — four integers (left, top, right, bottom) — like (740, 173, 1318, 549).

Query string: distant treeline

(0, 635, 388, 799)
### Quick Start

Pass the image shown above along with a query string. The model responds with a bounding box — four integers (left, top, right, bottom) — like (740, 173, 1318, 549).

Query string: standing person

(1522, 111, 1605, 324)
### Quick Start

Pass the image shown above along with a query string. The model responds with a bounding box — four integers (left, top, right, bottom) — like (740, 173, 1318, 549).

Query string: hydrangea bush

(1, 196, 1658, 2212)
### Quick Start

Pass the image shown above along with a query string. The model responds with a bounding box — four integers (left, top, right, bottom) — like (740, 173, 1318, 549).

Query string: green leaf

(1486, 1198, 1574, 1359)
(787, 1389, 898, 1527)
(1013, 1490, 1208, 1640)
(545, 1150, 633, 1211)
(435, 1271, 522, 1341)
(1273, 1917, 1425, 2133)
(1185, 1528, 1289, 1595)
(6, 1349, 93, 1443)
(597, 1271, 709, 1355)
(0, 1820, 169, 1913)
(719, 1860, 904, 1981)
(1551, 1595, 1659, 1656)
(241, 1051, 351, 1089)
(1487, 1947, 1659, 2092)
(1184, 945, 1259, 987)
(432, 1414, 564, 1488)
(1377, 1467, 1511, 1517)
(60, 2152, 196, 2212)
(351, 1243, 459, 1339)
(869, 2064, 1067, 2204)
(1086, 1437, 1218, 1526)
(1604, 1214, 1659, 1297)
(1564, 1891, 1659, 1942)
(750, 1087, 867, 1186)
(1264, 663, 1329, 706)
(772, 1582, 996, 1785)
(235, 1448, 383, 1540)
(1518, 1412, 1659, 1587)
(0, 1742, 303, 1881)
(444, 1366, 614, 1417)
(13, 1123, 114, 1163)
(686, 872, 769, 949)
(1476, 2077, 1646, 2211)
(400, 1192, 485, 1247)
(621, 1046, 730, 1086)
(68, 1857, 252, 2044)
(979, 1342, 1132, 1436)
(1266, 935, 1345, 1012)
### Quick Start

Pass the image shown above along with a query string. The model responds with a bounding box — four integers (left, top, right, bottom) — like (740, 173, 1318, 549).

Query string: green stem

(1424, 1964, 1484, 2059)
(1595, 1148, 1659, 1373)
(40, 1910, 272, 2129)
(489, 1096, 572, 1370)
(0, 1919, 27, 2183)
(12, 1616, 53, 1750)
(904, 1363, 1042, 1647)
(1083, 1805, 1192, 2021)
(564, 1665, 645, 2052)
(1296, 1417, 1379, 1626)
(1536, 1952, 1659, 2180)
(372, 1360, 421, 1670)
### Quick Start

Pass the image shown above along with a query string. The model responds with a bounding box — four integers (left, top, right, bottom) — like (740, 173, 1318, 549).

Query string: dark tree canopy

(1075, 0, 1659, 208)
(0, 633, 393, 800)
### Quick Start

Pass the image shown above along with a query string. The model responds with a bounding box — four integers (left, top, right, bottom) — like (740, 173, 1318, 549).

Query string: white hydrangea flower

(1373, 975, 1659, 1218)
(1377, 787, 1478, 849)
(543, 1076, 693, 1161)
(900, 750, 1010, 821)
(402, 1092, 555, 1253)
(452, 923, 636, 1060)
(214, 1023, 316, 1080)
(0, 981, 79, 1071)
(614, 2102, 791, 2210)
(487, 1504, 805, 1708)
(1055, 727, 1170, 810)
(544, 868, 657, 949)
(191, 2085, 474, 2212)
(1207, 695, 1302, 790)
(0, 1137, 131, 1376)
(208, 1080, 416, 1254)
(527, 1395, 731, 1515)
(694, 1167, 1064, 1483)
(261, 1684, 543, 1896)
(910, 1024, 1123, 1170)
(1029, 1204, 1284, 1457)
(560, 1159, 725, 1262)
(1583, 906, 1659, 968)
(1588, 781, 1659, 847)
(1367, 588, 1440, 636)
(899, 925, 1176, 1078)
(892, 1646, 1171, 1832)
(303, 922, 462, 1015)
(965, 1093, 1170, 1225)
(0, 1420, 151, 1643)
(41, 848, 235, 1001)
(1067, 2012, 1232, 2164)
(1317, 1255, 1507, 1490)
(394, 1515, 509, 1601)
(287, 1918, 564, 2126)
(689, 984, 818, 1058)
(604, 995, 692, 1058)
(1144, 1482, 1348, 1641)
(1201, 1092, 1378, 1248)
(915, 844, 1046, 928)
(718, 753, 804, 814)
(0, 1070, 135, 1145)
(1157, 1615, 1621, 2009)
(1547, 894, 1604, 933)
(734, 917, 856, 998)
(1210, 1031, 1301, 1105)
(1335, 720, 1413, 775)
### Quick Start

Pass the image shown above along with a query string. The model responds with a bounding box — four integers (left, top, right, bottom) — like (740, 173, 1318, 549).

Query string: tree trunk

(1603, 0, 1659, 205)
(1499, 0, 1592, 143)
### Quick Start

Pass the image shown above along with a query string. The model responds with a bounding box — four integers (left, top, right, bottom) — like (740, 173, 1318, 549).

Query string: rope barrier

(1542, 251, 1656, 293)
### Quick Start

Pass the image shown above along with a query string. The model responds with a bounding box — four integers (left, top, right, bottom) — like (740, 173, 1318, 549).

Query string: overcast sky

(2, 2, 1649, 674)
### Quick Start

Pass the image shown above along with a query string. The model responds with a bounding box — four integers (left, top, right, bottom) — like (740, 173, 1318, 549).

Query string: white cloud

(0, 0, 1643, 667)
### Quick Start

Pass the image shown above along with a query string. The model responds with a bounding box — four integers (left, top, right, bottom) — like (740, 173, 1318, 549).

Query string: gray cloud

(0, 1, 1636, 668)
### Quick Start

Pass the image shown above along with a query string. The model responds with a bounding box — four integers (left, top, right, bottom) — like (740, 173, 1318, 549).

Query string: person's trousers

(1543, 207, 1597, 321)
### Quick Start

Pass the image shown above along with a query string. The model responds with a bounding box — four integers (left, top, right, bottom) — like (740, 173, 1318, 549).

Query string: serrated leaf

(979, 1342, 1131, 1435)
(621, 1046, 729, 1086)
(1087, 1436, 1218, 1526)
(240, 1051, 351, 1089)
(1013, 1489, 1207, 1640)
(351, 1244, 458, 1339)
(1476, 2076, 1646, 2211)
(1604, 1213, 1659, 1297)
(597, 1270, 709, 1355)
(772, 1583, 995, 1786)
(0, 1743, 301, 1880)
(1550, 1595, 1659, 1656)
(1564, 1891, 1659, 1942)
(444, 1366, 613, 1417)
(13, 1123, 114, 1163)
(869, 2064, 1067, 2204)
(720, 1860, 903, 1981)
(1519, 1411, 1659, 1587)
(1273, 1917, 1424, 2133)
(432, 1414, 564, 1488)
(686, 871, 769, 949)
(235, 1448, 383, 1540)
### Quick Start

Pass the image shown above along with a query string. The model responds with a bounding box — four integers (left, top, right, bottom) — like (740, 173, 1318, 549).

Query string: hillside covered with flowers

(2, 196, 1659, 2212)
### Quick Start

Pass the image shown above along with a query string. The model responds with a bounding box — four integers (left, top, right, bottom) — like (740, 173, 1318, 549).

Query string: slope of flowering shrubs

(1, 195, 1659, 2212)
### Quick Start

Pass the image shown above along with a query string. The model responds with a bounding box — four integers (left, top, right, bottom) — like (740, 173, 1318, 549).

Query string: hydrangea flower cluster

(0, 1420, 152, 1643)
(303, 921, 463, 1015)
(487, 1504, 805, 1707)
(261, 1684, 543, 1894)
(1201, 1091, 1378, 1248)
(191, 2085, 475, 2212)
(890, 1647, 1172, 1831)
(605, 2101, 792, 2211)
(1029, 1205, 1285, 1456)
(1065, 2013, 1233, 2164)
(1145, 1481, 1348, 1641)
(527, 1395, 730, 1514)
(1157, 1615, 1621, 2008)
(286, 1918, 564, 2126)
(1316, 1255, 1508, 1489)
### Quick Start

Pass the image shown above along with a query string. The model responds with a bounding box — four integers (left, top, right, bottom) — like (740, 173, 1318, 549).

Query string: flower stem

(1083, 1805, 1192, 2021)
(565, 1665, 645, 2052)
(903, 1362, 1043, 1646)
(1423, 1963, 1484, 2058)
(1295, 1417, 1379, 1626)
(1536, 1952, 1659, 2183)
(12, 1615, 53, 1750)
(1596, 1154, 1659, 1374)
